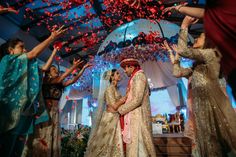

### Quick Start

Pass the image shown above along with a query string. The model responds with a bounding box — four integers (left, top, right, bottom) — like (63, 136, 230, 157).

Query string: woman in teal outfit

(0, 26, 66, 157)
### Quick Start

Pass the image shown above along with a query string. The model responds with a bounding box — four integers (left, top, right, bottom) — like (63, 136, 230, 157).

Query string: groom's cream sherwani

(118, 70, 156, 157)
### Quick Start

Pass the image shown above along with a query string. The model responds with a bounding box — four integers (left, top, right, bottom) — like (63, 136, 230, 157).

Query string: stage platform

(153, 133, 192, 157)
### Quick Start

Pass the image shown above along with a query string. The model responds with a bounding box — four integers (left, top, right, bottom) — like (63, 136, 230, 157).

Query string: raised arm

(51, 59, 84, 84)
(170, 45, 193, 78)
(63, 63, 92, 87)
(26, 26, 67, 60)
(172, 60, 192, 78)
(178, 6, 204, 19)
(177, 28, 203, 61)
(176, 16, 206, 62)
(118, 72, 147, 115)
(162, 42, 193, 78)
(41, 47, 58, 72)
(0, 6, 19, 14)
(178, 17, 218, 63)
(163, 4, 205, 19)
(161, 40, 177, 64)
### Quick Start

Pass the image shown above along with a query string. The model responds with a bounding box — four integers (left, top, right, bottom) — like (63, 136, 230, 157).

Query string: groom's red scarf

(120, 66, 141, 152)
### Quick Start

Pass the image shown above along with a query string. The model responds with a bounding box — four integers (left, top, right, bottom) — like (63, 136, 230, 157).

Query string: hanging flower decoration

(68, 31, 183, 94)
(99, 32, 179, 63)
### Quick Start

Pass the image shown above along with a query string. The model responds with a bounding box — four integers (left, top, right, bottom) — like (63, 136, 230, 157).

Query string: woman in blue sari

(0, 26, 66, 157)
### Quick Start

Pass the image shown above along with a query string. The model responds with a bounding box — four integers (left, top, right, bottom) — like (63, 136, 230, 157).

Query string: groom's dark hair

(127, 65, 141, 71)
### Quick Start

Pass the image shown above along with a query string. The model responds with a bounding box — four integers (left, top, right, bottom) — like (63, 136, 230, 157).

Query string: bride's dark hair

(109, 69, 117, 83)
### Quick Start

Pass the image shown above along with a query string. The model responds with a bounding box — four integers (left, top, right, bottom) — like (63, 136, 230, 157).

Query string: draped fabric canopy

(98, 19, 192, 53)
(141, 61, 177, 88)
(141, 61, 181, 110)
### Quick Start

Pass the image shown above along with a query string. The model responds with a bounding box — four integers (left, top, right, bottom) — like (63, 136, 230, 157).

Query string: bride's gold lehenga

(173, 28, 236, 157)
(85, 84, 124, 157)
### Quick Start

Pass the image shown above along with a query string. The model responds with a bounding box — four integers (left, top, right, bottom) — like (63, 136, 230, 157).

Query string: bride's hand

(107, 106, 117, 113)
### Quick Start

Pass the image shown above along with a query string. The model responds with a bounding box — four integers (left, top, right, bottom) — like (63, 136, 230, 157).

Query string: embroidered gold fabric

(173, 28, 236, 157)
(118, 72, 156, 157)
(85, 84, 124, 157)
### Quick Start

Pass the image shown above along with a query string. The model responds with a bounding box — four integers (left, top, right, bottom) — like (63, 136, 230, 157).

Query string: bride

(85, 69, 126, 157)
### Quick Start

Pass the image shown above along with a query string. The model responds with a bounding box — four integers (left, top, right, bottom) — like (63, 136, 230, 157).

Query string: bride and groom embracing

(85, 58, 156, 157)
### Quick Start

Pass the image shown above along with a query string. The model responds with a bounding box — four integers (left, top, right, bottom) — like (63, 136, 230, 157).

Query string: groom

(118, 58, 156, 157)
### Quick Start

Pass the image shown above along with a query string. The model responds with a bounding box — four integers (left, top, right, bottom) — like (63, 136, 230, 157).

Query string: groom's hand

(120, 96, 127, 104)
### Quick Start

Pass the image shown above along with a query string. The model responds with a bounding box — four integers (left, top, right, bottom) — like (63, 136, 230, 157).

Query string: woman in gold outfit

(85, 69, 126, 157)
(164, 16, 236, 157)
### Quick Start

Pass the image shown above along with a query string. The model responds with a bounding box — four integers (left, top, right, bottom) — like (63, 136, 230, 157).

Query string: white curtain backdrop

(141, 61, 177, 88)
(166, 85, 180, 107)
(141, 61, 180, 107)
